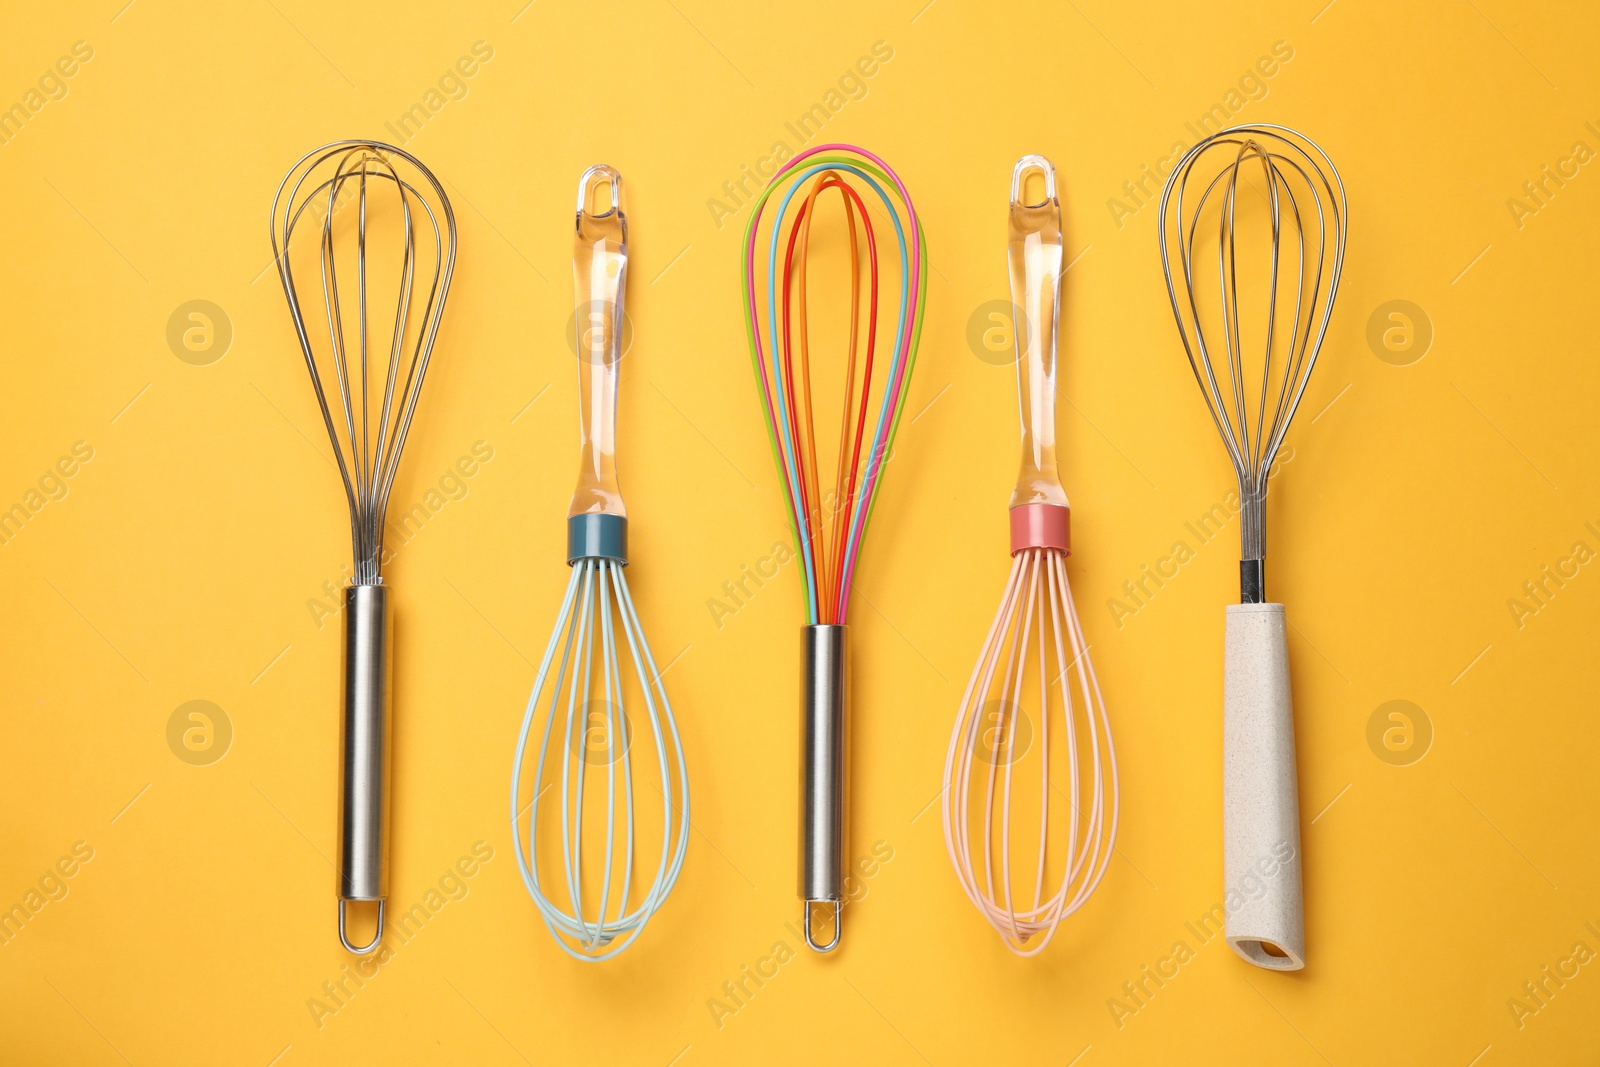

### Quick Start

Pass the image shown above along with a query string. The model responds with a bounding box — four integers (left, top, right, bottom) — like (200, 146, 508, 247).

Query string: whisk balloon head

(1157, 125, 1347, 600)
(512, 558, 690, 960)
(741, 144, 927, 626)
(943, 547, 1118, 955)
(270, 141, 458, 584)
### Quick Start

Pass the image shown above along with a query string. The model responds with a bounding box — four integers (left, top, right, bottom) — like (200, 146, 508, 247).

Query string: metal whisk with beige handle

(1157, 124, 1347, 970)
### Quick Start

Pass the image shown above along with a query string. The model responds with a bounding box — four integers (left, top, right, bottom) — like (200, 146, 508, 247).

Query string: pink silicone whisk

(941, 156, 1119, 955)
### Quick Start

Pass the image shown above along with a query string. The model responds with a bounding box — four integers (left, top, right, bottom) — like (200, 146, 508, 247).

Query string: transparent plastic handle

(570, 165, 629, 518)
(1007, 155, 1067, 509)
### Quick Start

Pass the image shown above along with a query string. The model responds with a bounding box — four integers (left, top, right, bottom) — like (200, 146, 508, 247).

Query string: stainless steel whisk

(1158, 124, 1346, 970)
(271, 140, 457, 954)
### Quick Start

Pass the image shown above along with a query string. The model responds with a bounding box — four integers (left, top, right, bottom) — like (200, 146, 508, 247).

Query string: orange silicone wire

(826, 183, 861, 616)
(783, 174, 869, 621)
(804, 177, 873, 618)
(773, 171, 886, 622)
(828, 183, 879, 621)
(793, 177, 829, 613)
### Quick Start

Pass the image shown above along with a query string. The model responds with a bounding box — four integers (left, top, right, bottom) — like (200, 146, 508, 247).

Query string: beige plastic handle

(1007, 155, 1067, 509)
(1223, 602, 1305, 970)
(570, 165, 628, 519)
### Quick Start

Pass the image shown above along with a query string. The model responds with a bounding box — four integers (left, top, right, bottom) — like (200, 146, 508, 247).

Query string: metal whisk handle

(800, 624, 847, 953)
(1240, 558, 1265, 604)
(338, 583, 392, 954)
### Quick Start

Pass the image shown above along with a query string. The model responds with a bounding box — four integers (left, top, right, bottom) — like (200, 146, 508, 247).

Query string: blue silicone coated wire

(511, 558, 690, 961)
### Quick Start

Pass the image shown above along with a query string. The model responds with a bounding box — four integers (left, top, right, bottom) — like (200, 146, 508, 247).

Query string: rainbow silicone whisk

(742, 144, 926, 952)
(942, 156, 1119, 956)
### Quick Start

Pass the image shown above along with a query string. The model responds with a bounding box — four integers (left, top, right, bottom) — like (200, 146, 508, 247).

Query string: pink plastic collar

(1009, 504, 1070, 556)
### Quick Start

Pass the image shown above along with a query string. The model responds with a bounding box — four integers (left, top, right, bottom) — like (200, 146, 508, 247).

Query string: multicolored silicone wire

(741, 144, 927, 625)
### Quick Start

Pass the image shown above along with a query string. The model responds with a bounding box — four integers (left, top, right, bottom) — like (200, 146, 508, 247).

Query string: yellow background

(2, 0, 1597, 1063)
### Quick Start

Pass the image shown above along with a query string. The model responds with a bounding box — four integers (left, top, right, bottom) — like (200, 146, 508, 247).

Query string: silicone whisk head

(511, 557, 690, 961)
(741, 145, 928, 626)
(943, 546, 1119, 955)
(271, 141, 458, 586)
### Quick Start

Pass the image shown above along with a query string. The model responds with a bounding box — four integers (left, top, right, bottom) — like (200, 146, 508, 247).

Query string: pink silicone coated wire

(942, 549, 1119, 955)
